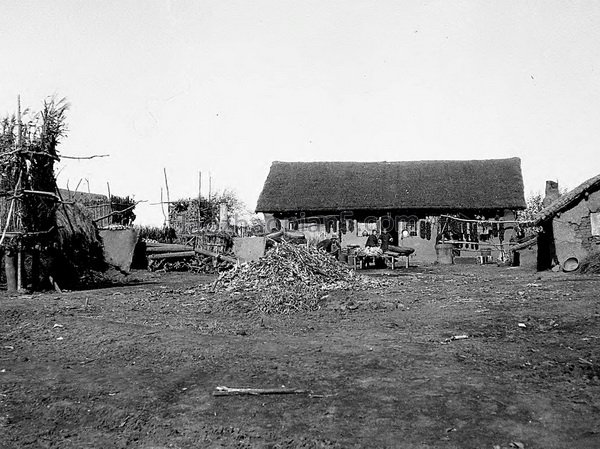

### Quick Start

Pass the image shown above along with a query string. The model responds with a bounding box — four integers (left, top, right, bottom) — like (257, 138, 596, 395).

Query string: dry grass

(53, 202, 106, 286)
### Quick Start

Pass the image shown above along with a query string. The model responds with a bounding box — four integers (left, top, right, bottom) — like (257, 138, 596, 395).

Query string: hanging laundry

(419, 220, 426, 239)
(492, 222, 498, 238)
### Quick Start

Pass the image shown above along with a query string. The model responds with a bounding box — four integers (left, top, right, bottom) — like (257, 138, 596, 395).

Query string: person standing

(365, 229, 379, 247)
(379, 229, 393, 252)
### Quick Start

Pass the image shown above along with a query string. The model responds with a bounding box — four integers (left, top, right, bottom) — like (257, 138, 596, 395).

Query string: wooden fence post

(4, 249, 17, 292)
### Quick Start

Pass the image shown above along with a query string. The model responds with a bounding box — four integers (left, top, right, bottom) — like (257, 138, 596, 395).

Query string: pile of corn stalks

(207, 240, 387, 314)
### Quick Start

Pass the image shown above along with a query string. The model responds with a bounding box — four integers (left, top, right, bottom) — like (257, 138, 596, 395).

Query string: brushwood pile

(208, 240, 388, 314)
(580, 251, 600, 274)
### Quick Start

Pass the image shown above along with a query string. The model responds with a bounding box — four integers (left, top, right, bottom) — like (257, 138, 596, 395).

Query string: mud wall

(297, 218, 439, 264)
(99, 228, 139, 273)
(552, 189, 600, 268)
(290, 210, 519, 265)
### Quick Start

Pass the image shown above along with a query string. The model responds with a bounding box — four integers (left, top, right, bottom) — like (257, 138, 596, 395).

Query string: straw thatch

(0, 97, 115, 290)
(1, 97, 69, 238)
(49, 202, 106, 287)
(256, 158, 526, 213)
(59, 189, 111, 227)
(59, 189, 107, 204)
(58, 190, 136, 227)
(535, 173, 600, 225)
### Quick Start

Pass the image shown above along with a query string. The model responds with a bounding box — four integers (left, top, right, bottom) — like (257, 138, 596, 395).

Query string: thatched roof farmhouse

(257, 158, 525, 264)
(257, 158, 525, 214)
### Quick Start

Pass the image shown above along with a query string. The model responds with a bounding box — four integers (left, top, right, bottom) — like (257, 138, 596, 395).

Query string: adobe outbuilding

(535, 174, 600, 271)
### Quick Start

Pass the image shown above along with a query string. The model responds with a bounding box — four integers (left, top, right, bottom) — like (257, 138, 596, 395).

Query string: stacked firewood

(145, 241, 235, 273)
(207, 240, 388, 314)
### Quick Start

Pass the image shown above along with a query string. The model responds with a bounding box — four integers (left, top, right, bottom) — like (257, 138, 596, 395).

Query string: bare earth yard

(1, 265, 600, 448)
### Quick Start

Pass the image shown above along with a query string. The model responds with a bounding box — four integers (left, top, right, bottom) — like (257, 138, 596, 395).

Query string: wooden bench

(352, 254, 376, 269)
(383, 252, 410, 269)
(351, 253, 410, 270)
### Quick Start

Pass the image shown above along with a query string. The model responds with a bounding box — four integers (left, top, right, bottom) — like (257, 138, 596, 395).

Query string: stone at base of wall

(454, 256, 479, 265)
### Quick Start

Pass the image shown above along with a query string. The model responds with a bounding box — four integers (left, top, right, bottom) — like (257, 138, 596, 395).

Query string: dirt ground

(1, 264, 600, 449)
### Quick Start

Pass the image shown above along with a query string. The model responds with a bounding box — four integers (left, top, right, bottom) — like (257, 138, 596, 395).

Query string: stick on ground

(213, 386, 310, 396)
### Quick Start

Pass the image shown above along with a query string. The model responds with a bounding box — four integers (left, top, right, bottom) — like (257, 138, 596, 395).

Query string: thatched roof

(535, 173, 600, 224)
(54, 202, 106, 287)
(59, 189, 108, 204)
(510, 235, 538, 252)
(256, 158, 526, 213)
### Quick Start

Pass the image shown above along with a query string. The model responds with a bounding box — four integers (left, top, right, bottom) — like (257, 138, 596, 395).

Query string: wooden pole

(198, 171, 202, 200)
(160, 187, 167, 225)
(17, 243, 24, 292)
(147, 250, 196, 260)
(163, 168, 170, 227)
(106, 182, 112, 226)
(16, 95, 21, 147)
(4, 249, 17, 292)
(198, 171, 202, 229)
(194, 247, 237, 264)
(15, 96, 23, 292)
(31, 245, 40, 291)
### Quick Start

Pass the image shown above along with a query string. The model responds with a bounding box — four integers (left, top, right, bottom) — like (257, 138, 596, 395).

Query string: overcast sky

(1, 1, 599, 225)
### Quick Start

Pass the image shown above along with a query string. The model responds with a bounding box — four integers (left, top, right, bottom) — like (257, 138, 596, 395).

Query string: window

(398, 219, 418, 237)
(591, 212, 600, 236)
(408, 218, 418, 236)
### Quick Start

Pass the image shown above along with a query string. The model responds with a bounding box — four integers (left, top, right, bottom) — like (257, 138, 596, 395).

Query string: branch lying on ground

(213, 386, 311, 396)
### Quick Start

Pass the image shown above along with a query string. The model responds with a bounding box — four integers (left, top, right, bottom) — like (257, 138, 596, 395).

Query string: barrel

(339, 248, 349, 263)
(348, 254, 356, 267)
(435, 243, 454, 264)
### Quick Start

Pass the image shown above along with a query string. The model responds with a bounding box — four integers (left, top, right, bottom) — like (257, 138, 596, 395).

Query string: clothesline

(440, 215, 534, 225)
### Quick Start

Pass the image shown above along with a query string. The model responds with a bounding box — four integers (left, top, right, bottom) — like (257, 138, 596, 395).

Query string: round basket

(563, 257, 580, 272)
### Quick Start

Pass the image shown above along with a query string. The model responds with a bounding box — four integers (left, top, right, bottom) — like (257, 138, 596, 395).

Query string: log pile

(145, 241, 235, 273)
(207, 240, 388, 314)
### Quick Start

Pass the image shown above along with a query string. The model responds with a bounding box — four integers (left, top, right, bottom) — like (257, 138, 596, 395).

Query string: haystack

(48, 202, 106, 287)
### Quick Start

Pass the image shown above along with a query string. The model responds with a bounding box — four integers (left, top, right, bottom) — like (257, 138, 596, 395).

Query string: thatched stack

(1, 97, 79, 291)
(49, 202, 105, 288)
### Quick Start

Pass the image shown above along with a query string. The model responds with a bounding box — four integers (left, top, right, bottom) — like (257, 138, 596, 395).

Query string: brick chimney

(543, 180, 560, 207)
